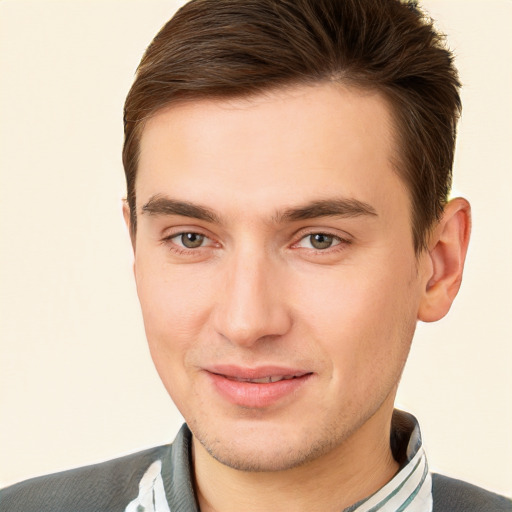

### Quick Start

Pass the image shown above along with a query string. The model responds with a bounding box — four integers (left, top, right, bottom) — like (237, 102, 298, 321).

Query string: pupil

(311, 234, 333, 249)
(181, 233, 204, 248)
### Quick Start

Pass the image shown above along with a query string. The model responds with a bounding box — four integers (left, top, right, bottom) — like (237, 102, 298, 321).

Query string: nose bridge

(214, 243, 290, 346)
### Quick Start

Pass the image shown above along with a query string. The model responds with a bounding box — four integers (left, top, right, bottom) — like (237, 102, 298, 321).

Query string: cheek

(134, 257, 217, 412)
(134, 255, 213, 358)
(292, 258, 419, 382)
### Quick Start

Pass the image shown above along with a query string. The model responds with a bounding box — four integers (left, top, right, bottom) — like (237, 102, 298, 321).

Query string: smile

(205, 367, 313, 408)
(222, 374, 306, 384)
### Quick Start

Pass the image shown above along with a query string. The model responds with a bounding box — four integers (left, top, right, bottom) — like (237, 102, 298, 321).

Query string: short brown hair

(123, 0, 461, 252)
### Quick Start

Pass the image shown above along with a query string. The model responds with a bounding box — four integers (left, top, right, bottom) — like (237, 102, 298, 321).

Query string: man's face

(132, 84, 431, 471)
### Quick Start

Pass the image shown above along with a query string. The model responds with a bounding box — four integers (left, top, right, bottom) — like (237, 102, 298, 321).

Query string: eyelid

(160, 226, 220, 250)
(295, 234, 342, 249)
(169, 232, 215, 248)
(291, 227, 352, 244)
(159, 226, 352, 254)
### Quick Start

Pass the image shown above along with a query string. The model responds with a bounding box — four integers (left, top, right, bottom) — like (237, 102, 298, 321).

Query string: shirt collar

(344, 410, 432, 512)
(152, 410, 432, 512)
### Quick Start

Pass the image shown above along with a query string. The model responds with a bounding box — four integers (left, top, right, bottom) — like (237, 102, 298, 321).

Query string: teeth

(230, 375, 297, 383)
(253, 376, 275, 383)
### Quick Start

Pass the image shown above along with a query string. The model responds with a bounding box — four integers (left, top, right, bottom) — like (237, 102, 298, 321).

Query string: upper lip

(204, 364, 312, 381)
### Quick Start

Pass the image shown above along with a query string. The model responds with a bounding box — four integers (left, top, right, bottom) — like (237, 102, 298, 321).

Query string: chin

(204, 438, 335, 473)
(190, 417, 342, 473)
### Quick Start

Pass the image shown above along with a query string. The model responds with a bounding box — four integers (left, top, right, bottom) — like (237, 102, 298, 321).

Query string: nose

(212, 249, 292, 347)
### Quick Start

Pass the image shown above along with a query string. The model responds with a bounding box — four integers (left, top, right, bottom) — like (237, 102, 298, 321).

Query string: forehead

(136, 83, 405, 219)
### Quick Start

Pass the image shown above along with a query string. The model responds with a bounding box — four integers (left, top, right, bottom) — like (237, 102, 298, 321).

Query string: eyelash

(292, 232, 351, 253)
(160, 230, 351, 256)
(160, 231, 217, 256)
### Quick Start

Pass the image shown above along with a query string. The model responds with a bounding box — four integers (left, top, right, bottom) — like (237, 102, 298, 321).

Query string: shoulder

(432, 473, 512, 512)
(0, 444, 172, 512)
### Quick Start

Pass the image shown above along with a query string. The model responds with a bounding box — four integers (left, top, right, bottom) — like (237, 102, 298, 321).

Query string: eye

(296, 233, 342, 250)
(171, 232, 209, 249)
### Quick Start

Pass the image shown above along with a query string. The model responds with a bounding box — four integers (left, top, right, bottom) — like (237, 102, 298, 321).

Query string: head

(122, 0, 470, 475)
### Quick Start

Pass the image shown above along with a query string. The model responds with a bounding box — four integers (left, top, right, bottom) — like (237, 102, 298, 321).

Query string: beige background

(1, 0, 511, 496)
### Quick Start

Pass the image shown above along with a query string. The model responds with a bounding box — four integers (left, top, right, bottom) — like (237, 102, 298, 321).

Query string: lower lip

(206, 372, 312, 408)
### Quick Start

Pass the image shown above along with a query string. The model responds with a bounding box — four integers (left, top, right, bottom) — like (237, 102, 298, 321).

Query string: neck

(192, 406, 399, 512)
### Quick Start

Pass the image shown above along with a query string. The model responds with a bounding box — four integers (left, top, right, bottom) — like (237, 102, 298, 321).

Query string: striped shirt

(345, 411, 432, 512)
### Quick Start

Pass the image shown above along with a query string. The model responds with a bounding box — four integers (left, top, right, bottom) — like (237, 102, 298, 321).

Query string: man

(1, 0, 510, 510)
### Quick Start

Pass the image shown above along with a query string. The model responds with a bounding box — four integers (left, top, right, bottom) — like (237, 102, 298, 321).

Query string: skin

(125, 83, 470, 512)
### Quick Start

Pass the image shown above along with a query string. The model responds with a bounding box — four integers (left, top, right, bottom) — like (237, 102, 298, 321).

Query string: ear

(418, 197, 471, 323)
(122, 199, 136, 251)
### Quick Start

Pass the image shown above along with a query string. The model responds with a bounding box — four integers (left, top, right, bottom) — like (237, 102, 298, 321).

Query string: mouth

(218, 373, 309, 384)
(205, 366, 313, 408)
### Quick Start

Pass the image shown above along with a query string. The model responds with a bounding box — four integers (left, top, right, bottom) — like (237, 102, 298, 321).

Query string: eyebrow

(141, 195, 221, 223)
(276, 198, 378, 222)
(140, 195, 377, 224)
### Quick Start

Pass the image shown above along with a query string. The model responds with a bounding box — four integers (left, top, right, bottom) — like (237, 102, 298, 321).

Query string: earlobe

(418, 197, 471, 323)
